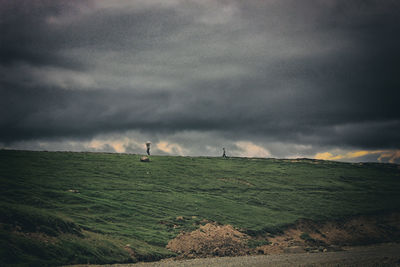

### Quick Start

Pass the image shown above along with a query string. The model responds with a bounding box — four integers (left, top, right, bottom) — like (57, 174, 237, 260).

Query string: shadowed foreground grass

(0, 150, 399, 266)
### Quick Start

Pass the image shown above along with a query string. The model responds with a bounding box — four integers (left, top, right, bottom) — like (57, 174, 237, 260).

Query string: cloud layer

(1, 0, 399, 162)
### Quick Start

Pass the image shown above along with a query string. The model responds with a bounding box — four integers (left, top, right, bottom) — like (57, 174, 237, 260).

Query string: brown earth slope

(166, 212, 400, 258)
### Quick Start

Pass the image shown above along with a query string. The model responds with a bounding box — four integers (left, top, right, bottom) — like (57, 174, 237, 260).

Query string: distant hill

(0, 150, 399, 266)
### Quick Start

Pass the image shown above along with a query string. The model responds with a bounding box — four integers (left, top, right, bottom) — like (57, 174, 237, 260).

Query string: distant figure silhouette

(146, 141, 151, 156)
(222, 148, 227, 158)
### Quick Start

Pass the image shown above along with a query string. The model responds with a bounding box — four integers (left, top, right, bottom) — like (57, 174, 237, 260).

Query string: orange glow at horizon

(315, 149, 400, 163)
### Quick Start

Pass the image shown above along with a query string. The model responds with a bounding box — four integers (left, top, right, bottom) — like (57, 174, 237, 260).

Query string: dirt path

(70, 243, 400, 267)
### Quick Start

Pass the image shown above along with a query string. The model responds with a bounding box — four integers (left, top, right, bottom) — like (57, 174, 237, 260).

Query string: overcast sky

(1, 0, 399, 163)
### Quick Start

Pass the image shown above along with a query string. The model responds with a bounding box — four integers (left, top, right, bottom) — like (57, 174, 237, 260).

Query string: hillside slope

(0, 150, 399, 266)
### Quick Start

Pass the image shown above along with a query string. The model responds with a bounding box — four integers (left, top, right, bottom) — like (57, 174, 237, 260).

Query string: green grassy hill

(1, 150, 399, 266)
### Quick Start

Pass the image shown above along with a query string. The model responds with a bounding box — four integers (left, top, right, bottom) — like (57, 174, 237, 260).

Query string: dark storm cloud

(0, 0, 87, 69)
(1, 0, 399, 154)
(0, 83, 171, 142)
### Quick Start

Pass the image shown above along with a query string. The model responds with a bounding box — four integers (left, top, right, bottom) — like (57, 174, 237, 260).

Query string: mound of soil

(166, 223, 250, 258)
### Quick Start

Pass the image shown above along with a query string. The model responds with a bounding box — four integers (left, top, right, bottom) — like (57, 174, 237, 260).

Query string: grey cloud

(1, 0, 399, 158)
(0, 0, 88, 69)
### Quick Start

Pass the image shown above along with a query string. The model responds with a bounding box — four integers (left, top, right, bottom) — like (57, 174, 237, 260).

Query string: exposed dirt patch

(13, 231, 59, 245)
(254, 211, 400, 255)
(167, 212, 400, 258)
(124, 244, 137, 259)
(166, 223, 250, 258)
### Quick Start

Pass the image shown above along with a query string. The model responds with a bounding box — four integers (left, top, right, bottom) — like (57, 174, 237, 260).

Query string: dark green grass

(0, 150, 399, 266)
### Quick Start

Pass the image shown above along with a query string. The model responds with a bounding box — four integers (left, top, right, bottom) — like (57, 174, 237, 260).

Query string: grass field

(0, 149, 399, 266)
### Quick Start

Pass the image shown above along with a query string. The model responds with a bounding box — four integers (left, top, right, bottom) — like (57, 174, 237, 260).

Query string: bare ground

(166, 223, 250, 258)
(165, 211, 400, 258)
(67, 212, 400, 266)
(69, 243, 400, 266)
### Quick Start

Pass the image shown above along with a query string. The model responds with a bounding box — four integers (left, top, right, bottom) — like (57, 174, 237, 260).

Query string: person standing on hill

(222, 148, 227, 158)
(146, 141, 151, 156)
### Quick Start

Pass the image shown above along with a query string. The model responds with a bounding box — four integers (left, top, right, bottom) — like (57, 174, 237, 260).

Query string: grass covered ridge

(0, 149, 399, 266)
